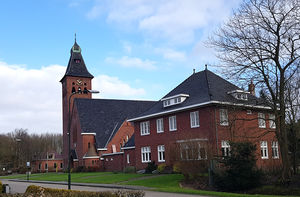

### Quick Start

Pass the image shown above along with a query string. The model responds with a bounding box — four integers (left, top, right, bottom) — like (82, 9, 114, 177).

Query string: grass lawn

(1, 172, 299, 197)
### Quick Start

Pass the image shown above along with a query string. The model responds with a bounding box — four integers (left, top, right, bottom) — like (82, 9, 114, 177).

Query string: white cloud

(155, 48, 186, 61)
(87, 0, 241, 45)
(105, 56, 156, 70)
(0, 62, 146, 134)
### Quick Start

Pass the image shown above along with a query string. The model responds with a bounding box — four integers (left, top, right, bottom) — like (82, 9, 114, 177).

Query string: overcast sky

(0, 0, 242, 134)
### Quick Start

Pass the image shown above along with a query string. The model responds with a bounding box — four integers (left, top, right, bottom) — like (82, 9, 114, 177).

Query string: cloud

(155, 48, 186, 61)
(0, 62, 146, 134)
(105, 56, 157, 70)
(87, 0, 241, 45)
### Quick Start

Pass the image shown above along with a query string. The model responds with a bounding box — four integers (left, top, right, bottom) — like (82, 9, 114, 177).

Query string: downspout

(214, 108, 219, 156)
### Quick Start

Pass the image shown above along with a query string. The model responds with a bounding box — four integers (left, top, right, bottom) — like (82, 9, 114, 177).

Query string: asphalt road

(1, 180, 208, 197)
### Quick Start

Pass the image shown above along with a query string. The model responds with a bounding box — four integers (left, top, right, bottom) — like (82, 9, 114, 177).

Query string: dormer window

(74, 59, 81, 63)
(161, 94, 189, 107)
(227, 90, 249, 101)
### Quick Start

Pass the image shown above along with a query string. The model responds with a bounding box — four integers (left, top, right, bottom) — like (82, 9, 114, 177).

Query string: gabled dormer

(161, 94, 189, 107)
(227, 89, 249, 101)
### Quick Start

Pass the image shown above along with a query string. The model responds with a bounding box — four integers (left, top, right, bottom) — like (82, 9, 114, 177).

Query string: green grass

(1, 172, 300, 197)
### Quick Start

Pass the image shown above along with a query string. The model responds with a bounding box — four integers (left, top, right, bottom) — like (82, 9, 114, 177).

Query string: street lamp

(68, 89, 99, 190)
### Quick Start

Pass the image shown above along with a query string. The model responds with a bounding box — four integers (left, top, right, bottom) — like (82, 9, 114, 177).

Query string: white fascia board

(161, 94, 189, 101)
(81, 133, 96, 136)
(121, 146, 135, 150)
(176, 138, 208, 143)
(97, 148, 108, 151)
(83, 156, 100, 159)
(227, 89, 250, 94)
(101, 152, 124, 156)
(73, 159, 79, 161)
(128, 100, 271, 122)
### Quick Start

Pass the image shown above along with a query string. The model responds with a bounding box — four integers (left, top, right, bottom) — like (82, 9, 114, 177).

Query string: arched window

(78, 87, 82, 94)
(72, 87, 76, 93)
(83, 87, 88, 94)
(88, 142, 90, 149)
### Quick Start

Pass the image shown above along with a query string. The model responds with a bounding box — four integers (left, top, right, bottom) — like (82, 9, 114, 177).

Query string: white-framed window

(272, 141, 279, 159)
(141, 146, 151, 163)
(158, 145, 165, 162)
(169, 116, 177, 131)
(180, 141, 207, 160)
(190, 111, 200, 128)
(260, 141, 268, 159)
(127, 154, 130, 164)
(258, 113, 266, 128)
(112, 144, 116, 153)
(269, 114, 276, 129)
(221, 140, 230, 157)
(140, 121, 150, 136)
(220, 109, 228, 126)
(156, 118, 164, 133)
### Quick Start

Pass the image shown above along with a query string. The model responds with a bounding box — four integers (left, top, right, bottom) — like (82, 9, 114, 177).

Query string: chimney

(248, 80, 255, 96)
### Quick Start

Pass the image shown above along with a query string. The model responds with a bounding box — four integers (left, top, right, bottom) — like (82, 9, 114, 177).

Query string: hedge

(25, 185, 145, 197)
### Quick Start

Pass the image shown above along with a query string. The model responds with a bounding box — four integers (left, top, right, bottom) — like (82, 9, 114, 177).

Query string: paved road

(1, 180, 208, 197)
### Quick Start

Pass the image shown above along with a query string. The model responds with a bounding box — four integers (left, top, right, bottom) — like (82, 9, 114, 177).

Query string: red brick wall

(134, 105, 280, 170)
(102, 154, 124, 172)
(32, 159, 63, 173)
(123, 148, 136, 169)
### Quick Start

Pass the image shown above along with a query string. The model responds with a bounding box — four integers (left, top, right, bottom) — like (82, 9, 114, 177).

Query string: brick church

(59, 40, 281, 172)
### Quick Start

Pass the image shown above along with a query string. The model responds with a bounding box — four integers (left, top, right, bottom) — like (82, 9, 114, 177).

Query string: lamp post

(68, 89, 99, 190)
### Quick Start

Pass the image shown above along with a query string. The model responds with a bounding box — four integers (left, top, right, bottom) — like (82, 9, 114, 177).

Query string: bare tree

(209, 0, 300, 181)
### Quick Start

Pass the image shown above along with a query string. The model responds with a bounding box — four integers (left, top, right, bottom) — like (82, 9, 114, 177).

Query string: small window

(45, 163, 48, 170)
(54, 163, 57, 169)
(260, 141, 268, 159)
(156, 118, 164, 133)
(72, 87, 76, 93)
(127, 154, 130, 164)
(258, 113, 266, 128)
(221, 141, 230, 157)
(269, 114, 276, 129)
(190, 111, 200, 128)
(83, 87, 88, 94)
(112, 144, 116, 153)
(78, 87, 82, 94)
(60, 163, 63, 169)
(74, 59, 81, 63)
(88, 142, 90, 149)
(220, 109, 229, 126)
(247, 110, 252, 114)
(272, 141, 279, 159)
(141, 146, 151, 163)
(140, 121, 150, 136)
(169, 116, 177, 131)
(158, 145, 165, 162)
(38, 163, 41, 170)
(92, 160, 94, 165)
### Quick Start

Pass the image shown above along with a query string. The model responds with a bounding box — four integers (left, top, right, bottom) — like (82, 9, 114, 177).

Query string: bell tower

(60, 37, 94, 167)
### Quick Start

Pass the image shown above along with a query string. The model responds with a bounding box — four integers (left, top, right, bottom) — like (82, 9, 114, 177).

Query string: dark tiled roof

(60, 41, 93, 82)
(74, 98, 155, 149)
(132, 69, 266, 120)
(71, 149, 78, 160)
(123, 134, 135, 148)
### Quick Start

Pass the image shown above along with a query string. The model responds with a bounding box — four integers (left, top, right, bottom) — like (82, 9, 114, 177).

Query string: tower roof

(60, 40, 94, 82)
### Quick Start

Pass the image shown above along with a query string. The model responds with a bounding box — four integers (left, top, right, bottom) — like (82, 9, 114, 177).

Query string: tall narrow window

(221, 140, 230, 157)
(60, 163, 63, 169)
(83, 87, 88, 94)
(258, 113, 266, 128)
(45, 163, 48, 170)
(140, 121, 150, 136)
(169, 116, 177, 131)
(156, 118, 164, 133)
(72, 87, 76, 93)
(127, 154, 130, 164)
(272, 141, 279, 159)
(190, 111, 200, 128)
(158, 145, 165, 162)
(220, 109, 228, 126)
(112, 144, 116, 153)
(141, 146, 151, 163)
(88, 142, 90, 149)
(260, 141, 268, 159)
(269, 114, 276, 129)
(54, 163, 57, 169)
(78, 87, 82, 94)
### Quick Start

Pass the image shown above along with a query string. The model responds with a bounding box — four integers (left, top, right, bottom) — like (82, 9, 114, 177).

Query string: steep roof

(60, 41, 94, 82)
(123, 134, 135, 148)
(74, 98, 155, 149)
(129, 69, 267, 121)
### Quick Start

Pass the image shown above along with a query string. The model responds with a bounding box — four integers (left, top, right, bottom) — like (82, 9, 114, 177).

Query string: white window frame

(260, 141, 268, 159)
(157, 145, 165, 162)
(169, 116, 177, 131)
(112, 144, 116, 153)
(180, 141, 207, 160)
(269, 114, 276, 129)
(221, 140, 230, 157)
(271, 141, 279, 159)
(190, 111, 200, 128)
(258, 113, 266, 128)
(220, 109, 229, 126)
(141, 146, 151, 163)
(127, 154, 130, 164)
(140, 121, 150, 136)
(156, 118, 164, 133)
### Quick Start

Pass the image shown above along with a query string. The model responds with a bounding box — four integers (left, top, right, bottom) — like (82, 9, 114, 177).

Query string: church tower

(60, 38, 94, 167)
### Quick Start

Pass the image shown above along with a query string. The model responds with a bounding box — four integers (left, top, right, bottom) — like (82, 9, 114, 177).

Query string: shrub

(157, 164, 166, 173)
(25, 185, 145, 197)
(145, 161, 157, 174)
(213, 141, 263, 191)
(172, 162, 181, 173)
(123, 166, 136, 173)
(0, 181, 2, 193)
